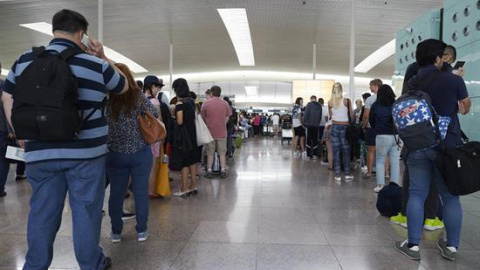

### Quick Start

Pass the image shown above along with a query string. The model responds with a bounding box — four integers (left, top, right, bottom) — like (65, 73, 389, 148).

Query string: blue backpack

(392, 72, 441, 151)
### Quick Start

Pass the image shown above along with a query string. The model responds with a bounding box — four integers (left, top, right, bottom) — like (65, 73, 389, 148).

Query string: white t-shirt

(364, 94, 377, 110)
(292, 104, 303, 128)
(272, 114, 280, 125)
(320, 105, 329, 126)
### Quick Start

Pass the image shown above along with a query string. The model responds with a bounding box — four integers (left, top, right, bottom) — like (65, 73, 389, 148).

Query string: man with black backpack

(2, 9, 129, 270)
(394, 39, 470, 262)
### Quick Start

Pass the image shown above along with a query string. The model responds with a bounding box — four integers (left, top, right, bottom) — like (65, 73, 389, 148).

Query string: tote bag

(195, 114, 214, 146)
(155, 144, 171, 196)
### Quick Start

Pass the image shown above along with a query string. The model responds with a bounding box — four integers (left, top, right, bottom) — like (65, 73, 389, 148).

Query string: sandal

(172, 189, 190, 197)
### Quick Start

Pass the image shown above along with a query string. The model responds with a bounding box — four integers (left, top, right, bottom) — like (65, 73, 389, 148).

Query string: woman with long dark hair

(170, 78, 198, 196)
(106, 63, 158, 243)
(369, 84, 401, 193)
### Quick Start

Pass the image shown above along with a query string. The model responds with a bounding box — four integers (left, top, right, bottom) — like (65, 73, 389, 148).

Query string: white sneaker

(294, 151, 301, 158)
(373, 185, 384, 193)
(345, 175, 354, 182)
(302, 151, 308, 158)
(361, 166, 368, 172)
(334, 176, 342, 182)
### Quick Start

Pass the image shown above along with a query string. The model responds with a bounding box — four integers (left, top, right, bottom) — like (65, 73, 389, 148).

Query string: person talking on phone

(442, 45, 465, 76)
(2, 9, 129, 270)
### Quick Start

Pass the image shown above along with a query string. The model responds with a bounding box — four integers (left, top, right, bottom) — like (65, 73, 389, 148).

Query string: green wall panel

(443, 0, 480, 49)
(395, 9, 441, 75)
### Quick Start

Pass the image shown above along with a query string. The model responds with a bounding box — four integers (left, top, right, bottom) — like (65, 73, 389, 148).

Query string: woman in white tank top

(328, 83, 354, 182)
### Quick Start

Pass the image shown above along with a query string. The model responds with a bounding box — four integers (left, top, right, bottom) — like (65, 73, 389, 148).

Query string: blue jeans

(107, 146, 152, 235)
(375, 135, 401, 185)
(24, 157, 107, 270)
(330, 124, 351, 176)
(407, 148, 462, 247)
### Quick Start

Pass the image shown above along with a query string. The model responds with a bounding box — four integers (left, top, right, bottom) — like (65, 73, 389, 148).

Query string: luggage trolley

(281, 121, 293, 145)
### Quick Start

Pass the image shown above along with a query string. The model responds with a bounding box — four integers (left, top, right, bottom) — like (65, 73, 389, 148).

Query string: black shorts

(294, 126, 306, 137)
(366, 128, 376, 146)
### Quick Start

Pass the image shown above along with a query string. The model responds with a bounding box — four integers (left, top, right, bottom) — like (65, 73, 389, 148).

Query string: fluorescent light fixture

(20, 22, 54, 36)
(244, 86, 258, 96)
(355, 39, 396, 73)
(217, 8, 255, 66)
(1, 69, 9, 76)
(20, 22, 148, 73)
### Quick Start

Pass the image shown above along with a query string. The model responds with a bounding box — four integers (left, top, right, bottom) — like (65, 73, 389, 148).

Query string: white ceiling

(0, 0, 443, 81)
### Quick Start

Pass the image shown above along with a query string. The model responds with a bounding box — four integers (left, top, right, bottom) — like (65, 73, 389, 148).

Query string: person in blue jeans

(1, 9, 129, 270)
(328, 83, 354, 182)
(394, 39, 471, 262)
(369, 85, 401, 193)
(106, 63, 158, 243)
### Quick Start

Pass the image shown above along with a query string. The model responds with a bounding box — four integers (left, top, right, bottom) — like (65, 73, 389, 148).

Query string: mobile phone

(81, 34, 91, 49)
(453, 61, 465, 70)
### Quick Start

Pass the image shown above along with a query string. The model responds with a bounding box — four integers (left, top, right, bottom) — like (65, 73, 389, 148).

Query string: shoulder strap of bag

(417, 70, 441, 93)
(346, 98, 352, 124)
(59, 47, 84, 61)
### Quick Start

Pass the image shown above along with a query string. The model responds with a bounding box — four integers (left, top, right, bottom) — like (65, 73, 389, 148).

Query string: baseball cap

(144, 75, 165, 87)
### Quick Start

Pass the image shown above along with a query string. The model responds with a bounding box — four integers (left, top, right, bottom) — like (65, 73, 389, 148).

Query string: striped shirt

(3, 38, 125, 163)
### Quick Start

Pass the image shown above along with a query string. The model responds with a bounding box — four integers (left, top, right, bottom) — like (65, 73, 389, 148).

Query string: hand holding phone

(86, 38, 106, 60)
(453, 61, 465, 70)
(81, 34, 91, 49)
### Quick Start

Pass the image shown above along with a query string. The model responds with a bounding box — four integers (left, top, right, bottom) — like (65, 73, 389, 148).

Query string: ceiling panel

(0, 0, 443, 79)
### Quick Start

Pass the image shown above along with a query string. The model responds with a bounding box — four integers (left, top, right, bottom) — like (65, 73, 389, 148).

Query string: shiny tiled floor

(1, 138, 480, 269)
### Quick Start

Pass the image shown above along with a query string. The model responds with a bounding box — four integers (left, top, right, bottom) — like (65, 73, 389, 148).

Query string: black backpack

(12, 47, 99, 141)
(376, 182, 402, 217)
(158, 92, 173, 142)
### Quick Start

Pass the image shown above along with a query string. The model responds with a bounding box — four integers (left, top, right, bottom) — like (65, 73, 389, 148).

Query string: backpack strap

(59, 47, 84, 61)
(417, 70, 441, 92)
(32, 46, 46, 57)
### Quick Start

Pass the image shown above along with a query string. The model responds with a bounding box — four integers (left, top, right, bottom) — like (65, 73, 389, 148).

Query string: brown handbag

(138, 98, 167, 144)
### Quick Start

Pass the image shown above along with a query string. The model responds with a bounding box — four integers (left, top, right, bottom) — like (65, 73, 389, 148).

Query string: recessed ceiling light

(218, 8, 255, 66)
(354, 39, 396, 73)
(19, 22, 148, 73)
(1, 68, 9, 76)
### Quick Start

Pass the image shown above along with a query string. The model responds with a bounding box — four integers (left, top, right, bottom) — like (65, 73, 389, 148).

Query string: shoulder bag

(138, 97, 166, 144)
(436, 134, 480, 196)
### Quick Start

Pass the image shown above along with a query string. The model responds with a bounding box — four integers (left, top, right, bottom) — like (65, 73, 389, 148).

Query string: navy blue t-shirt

(369, 102, 397, 135)
(409, 65, 469, 148)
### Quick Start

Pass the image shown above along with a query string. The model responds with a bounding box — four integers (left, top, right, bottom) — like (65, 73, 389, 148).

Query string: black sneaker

(104, 257, 112, 269)
(205, 171, 214, 178)
(0, 191, 6, 197)
(395, 240, 420, 261)
(437, 239, 457, 261)
(220, 170, 228, 178)
(121, 212, 136, 221)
